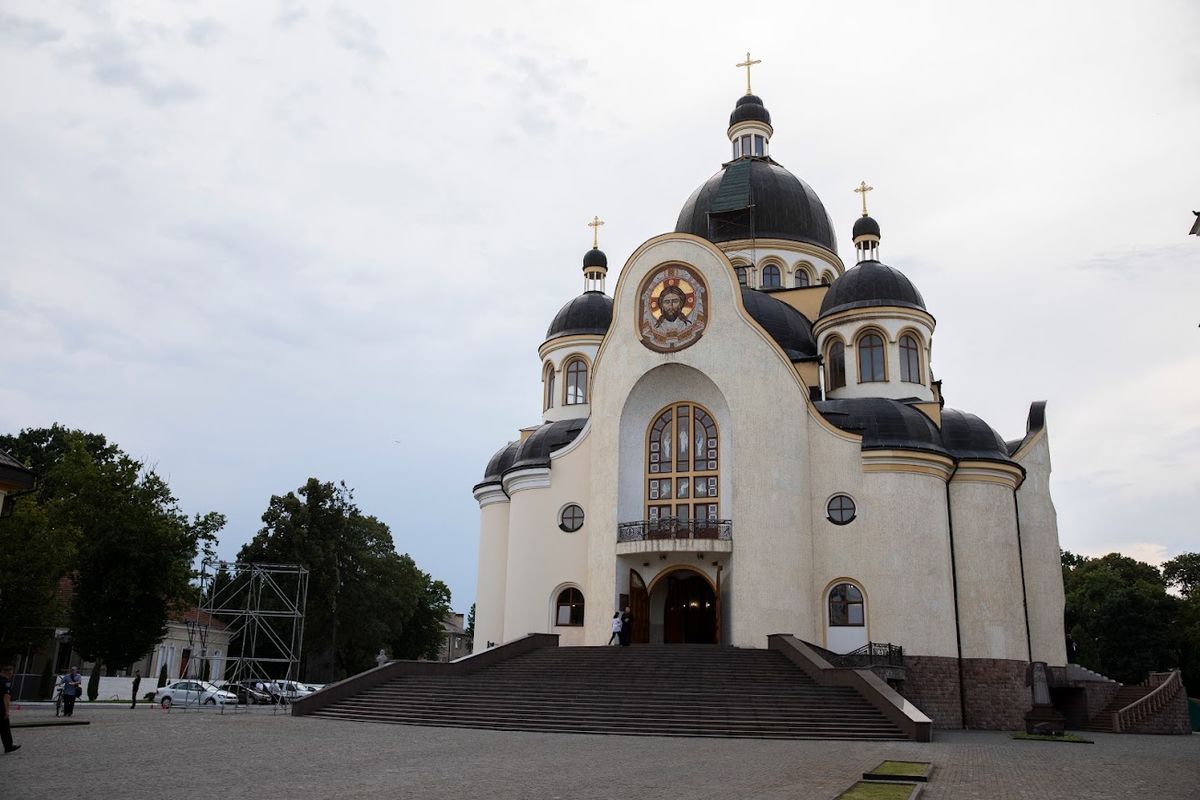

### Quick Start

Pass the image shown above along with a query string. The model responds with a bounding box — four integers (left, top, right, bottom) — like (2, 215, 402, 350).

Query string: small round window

(559, 504, 584, 532)
(827, 495, 856, 525)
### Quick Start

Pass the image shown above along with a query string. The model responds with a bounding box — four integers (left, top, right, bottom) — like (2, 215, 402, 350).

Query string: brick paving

(2, 706, 1196, 799)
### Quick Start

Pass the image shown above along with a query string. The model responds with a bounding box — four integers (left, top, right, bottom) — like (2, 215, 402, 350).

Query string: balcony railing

(825, 642, 905, 669)
(617, 518, 732, 543)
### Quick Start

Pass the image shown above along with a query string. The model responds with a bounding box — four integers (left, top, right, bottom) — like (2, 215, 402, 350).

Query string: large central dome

(674, 94, 837, 253)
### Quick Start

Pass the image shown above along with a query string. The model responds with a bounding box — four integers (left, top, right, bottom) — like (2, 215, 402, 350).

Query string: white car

(154, 680, 239, 709)
(269, 680, 314, 701)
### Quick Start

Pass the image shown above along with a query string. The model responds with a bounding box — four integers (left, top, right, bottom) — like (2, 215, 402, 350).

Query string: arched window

(734, 266, 748, 286)
(564, 358, 588, 405)
(827, 340, 846, 390)
(555, 587, 584, 626)
(543, 363, 556, 410)
(646, 402, 719, 526)
(761, 265, 781, 288)
(820, 272, 833, 285)
(795, 269, 810, 288)
(828, 583, 864, 627)
(857, 332, 886, 382)
(899, 334, 921, 384)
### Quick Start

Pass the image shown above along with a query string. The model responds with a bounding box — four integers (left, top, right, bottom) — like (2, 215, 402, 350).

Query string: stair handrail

(1113, 669, 1182, 733)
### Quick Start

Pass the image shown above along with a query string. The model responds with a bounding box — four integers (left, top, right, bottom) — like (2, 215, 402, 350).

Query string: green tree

(238, 479, 450, 681)
(86, 664, 100, 701)
(0, 425, 223, 670)
(1062, 552, 1180, 684)
(1163, 552, 1200, 694)
(1163, 553, 1200, 599)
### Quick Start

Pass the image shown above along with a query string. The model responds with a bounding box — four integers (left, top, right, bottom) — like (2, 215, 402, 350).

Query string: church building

(472, 69, 1066, 729)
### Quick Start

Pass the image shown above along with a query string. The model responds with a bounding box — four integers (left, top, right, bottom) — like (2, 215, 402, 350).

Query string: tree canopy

(0, 425, 223, 667)
(237, 479, 450, 681)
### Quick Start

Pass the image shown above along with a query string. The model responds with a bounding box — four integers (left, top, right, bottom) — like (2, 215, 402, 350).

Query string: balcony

(616, 518, 733, 556)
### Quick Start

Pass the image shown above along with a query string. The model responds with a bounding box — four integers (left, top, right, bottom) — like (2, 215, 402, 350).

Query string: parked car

(214, 681, 271, 705)
(153, 680, 239, 709)
(272, 680, 314, 701)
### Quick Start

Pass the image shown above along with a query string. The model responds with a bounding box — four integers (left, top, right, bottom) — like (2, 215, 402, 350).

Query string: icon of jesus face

(658, 285, 687, 322)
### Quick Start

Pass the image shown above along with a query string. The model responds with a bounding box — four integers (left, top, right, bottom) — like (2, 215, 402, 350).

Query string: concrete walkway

(3, 708, 1196, 799)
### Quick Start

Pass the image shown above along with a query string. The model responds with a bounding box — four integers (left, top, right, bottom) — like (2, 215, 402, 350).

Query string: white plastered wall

(585, 233, 815, 648)
(1014, 430, 1068, 665)
(816, 313, 935, 402)
(719, 244, 841, 289)
(472, 489, 510, 649)
(540, 339, 601, 423)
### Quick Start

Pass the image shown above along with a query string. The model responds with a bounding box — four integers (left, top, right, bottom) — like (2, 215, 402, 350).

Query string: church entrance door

(630, 569, 649, 644)
(659, 571, 717, 644)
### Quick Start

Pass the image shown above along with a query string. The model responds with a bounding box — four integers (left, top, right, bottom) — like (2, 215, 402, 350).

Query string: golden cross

(736, 52, 761, 95)
(588, 215, 605, 249)
(854, 181, 874, 216)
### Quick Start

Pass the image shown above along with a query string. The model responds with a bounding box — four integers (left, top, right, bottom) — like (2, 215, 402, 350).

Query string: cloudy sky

(3, 1, 1197, 609)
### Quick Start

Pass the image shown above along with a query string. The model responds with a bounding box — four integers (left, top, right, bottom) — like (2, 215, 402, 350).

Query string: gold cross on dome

(854, 181, 874, 216)
(736, 52, 761, 95)
(588, 215, 605, 248)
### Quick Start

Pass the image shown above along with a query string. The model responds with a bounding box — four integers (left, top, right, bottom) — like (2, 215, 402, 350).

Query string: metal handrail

(1113, 669, 1182, 732)
(617, 518, 733, 543)
(825, 642, 905, 669)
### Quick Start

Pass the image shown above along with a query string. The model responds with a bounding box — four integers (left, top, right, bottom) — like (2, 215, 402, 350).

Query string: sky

(2, 0, 1198, 610)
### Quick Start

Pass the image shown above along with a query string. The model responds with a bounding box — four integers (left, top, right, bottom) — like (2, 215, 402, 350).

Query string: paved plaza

(2, 705, 1196, 799)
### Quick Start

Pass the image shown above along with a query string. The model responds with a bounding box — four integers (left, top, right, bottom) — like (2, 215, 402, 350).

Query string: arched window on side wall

(827, 340, 846, 390)
(761, 265, 781, 288)
(795, 269, 810, 288)
(828, 583, 864, 626)
(734, 266, 748, 286)
(543, 363, 556, 410)
(899, 334, 921, 384)
(555, 587, 584, 626)
(857, 332, 886, 383)
(564, 358, 588, 405)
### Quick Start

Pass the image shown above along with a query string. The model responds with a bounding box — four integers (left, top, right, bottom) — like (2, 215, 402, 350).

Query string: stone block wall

(902, 655, 962, 729)
(962, 658, 1030, 730)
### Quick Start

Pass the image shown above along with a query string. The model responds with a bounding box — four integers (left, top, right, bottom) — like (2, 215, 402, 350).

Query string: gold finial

(588, 215, 605, 249)
(854, 181, 874, 217)
(736, 51, 761, 95)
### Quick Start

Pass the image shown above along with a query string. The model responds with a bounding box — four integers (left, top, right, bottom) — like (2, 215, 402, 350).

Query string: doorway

(650, 569, 717, 644)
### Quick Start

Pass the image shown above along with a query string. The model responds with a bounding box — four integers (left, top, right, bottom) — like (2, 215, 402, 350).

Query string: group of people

(609, 606, 635, 646)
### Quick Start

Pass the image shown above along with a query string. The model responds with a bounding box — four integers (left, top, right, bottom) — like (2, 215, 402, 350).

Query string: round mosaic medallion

(637, 265, 708, 353)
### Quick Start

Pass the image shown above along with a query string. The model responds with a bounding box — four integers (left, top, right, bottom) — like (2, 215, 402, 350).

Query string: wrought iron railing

(617, 518, 733, 543)
(825, 642, 905, 669)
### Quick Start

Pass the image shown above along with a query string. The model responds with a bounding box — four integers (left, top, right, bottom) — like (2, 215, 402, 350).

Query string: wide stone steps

(308, 645, 906, 740)
(1076, 686, 1154, 732)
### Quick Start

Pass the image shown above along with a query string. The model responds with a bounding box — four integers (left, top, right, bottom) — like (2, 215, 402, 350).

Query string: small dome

(819, 261, 926, 318)
(815, 398, 947, 456)
(852, 215, 880, 239)
(477, 440, 520, 487)
(740, 287, 817, 360)
(509, 418, 587, 473)
(545, 291, 613, 341)
(676, 159, 837, 251)
(729, 94, 771, 127)
(939, 409, 1013, 462)
(582, 248, 607, 270)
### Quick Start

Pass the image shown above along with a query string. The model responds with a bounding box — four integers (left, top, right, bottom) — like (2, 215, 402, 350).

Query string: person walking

(619, 606, 633, 647)
(61, 666, 82, 717)
(608, 611, 621, 645)
(1, 663, 19, 753)
(129, 670, 141, 709)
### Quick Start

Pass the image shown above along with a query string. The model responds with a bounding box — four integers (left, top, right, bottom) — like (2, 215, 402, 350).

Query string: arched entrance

(648, 568, 718, 644)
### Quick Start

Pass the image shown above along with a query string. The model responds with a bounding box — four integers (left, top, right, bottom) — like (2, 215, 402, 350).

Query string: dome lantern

(728, 53, 773, 160)
(852, 181, 881, 263)
(583, 215, 608, 293)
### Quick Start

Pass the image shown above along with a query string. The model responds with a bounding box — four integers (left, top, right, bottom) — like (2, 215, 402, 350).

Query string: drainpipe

(1013, 491, 1033, 662)
(945, 462, 966, 728)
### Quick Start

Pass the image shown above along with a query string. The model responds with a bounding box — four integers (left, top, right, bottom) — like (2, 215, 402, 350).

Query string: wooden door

(630, 569, 649, 644)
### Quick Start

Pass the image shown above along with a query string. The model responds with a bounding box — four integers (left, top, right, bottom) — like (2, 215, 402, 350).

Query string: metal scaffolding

(191, 560, 309, 714)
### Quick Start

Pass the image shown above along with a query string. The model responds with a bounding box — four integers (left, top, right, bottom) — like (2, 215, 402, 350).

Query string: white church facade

(472, 85, 1066, 730)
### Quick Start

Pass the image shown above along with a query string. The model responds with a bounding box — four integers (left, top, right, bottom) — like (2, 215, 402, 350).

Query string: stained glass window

(646, 403, 719, 524)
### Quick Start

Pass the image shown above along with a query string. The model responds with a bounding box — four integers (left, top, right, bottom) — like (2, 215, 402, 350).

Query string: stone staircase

(1076, 685, 1154, 733)
(309, 644, 906, 740)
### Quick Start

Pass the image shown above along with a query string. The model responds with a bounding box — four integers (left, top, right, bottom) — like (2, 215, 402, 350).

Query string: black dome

(740, 287, 817, 360)
(819, 261, 926, 318)
(676, 159, 837, 251)
(509, 418, 587, 473)
(852, 215, 880, 239)
(545, 291, 613, 341)
(815, 398, 948, 456)
(582, 248, 607, 269)
(477, 440, 520, 487)
(939, 409, 1012, 462)
(729, 94, 771, 127)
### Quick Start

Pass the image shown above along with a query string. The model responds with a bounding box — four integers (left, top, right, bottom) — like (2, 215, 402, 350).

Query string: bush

(158, 663, 168, 687)
(38, 659, 54, 699)
(86, 664, 100, 701)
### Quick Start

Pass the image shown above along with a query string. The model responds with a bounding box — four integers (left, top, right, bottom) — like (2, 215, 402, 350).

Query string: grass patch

(869, 761, 930, 778)
(836, 781, 919, 800)
(1011, 732, 1093, 744)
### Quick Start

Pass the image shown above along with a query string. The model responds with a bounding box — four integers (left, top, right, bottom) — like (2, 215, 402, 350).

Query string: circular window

(827, 495, 856, 525)
(559, 504, 584, 532)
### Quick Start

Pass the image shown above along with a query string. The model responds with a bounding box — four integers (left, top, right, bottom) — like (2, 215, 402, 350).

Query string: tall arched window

(820, 273, 832, 285)
(899, 334, 921, 384)
(734, 266, 748, 286)
(795, 269, 810, 288)
(555, 587, 584, 626)
(761, 265, 781, 288)
(828, 583, 864, 627)
(564, 358, 588, 405)
(543, 363, 556, 410)
(646, 402, 719, 525)
(827, 340, 846, 390)
(857, 332, 886, 382)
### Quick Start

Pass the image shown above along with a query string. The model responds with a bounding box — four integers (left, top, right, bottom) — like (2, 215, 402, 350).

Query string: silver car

(154, 680, 239, 709)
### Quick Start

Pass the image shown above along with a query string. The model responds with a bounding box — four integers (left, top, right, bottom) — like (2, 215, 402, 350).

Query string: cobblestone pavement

(3, 707, 1197, 799)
